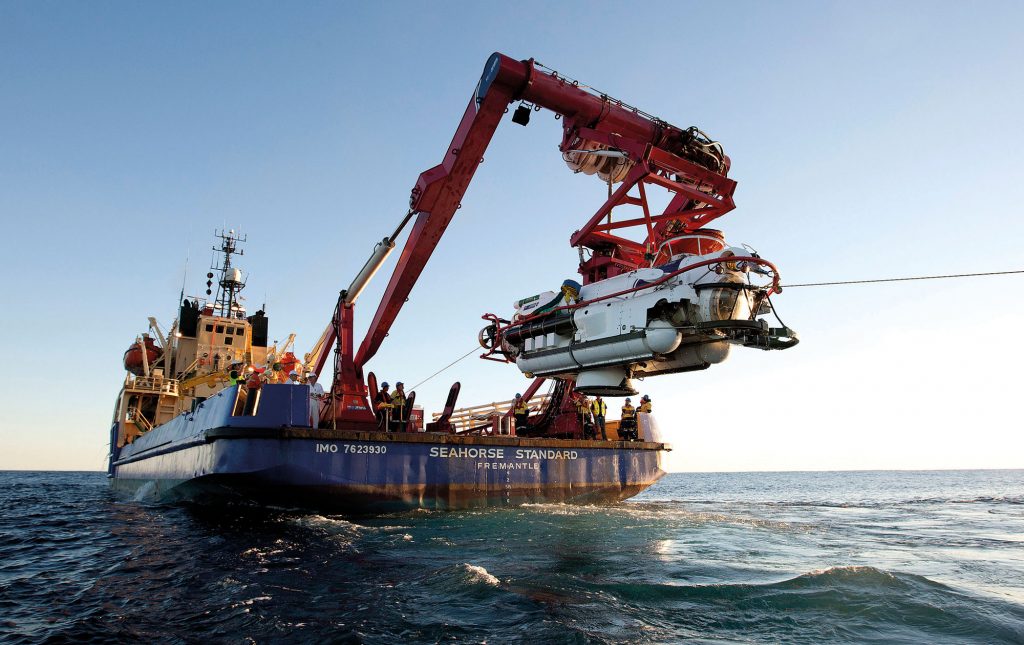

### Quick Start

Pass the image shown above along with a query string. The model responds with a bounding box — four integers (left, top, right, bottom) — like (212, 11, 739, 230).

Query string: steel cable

(409, 270, 1021, 391)
(409, 346, 480, 391)
(782, 269, 1024, 288)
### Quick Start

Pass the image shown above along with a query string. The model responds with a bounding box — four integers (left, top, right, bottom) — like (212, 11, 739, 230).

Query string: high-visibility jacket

(375, 392, 392, 410)
(639, 401, 652, 413)
(621, 403, 636, 419)
(591, 399, 607, 416)
(391, 392, 407, 420)
(513, 401, 529, 415)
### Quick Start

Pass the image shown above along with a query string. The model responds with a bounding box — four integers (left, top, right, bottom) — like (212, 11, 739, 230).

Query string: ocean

(1, 470, 1022, 644)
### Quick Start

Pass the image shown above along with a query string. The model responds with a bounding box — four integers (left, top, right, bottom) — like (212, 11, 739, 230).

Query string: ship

(107, 53, 797, 512)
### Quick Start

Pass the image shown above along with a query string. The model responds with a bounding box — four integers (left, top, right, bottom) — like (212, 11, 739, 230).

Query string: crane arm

(354, 53, 736, 369)
(353, 63, 517, 369)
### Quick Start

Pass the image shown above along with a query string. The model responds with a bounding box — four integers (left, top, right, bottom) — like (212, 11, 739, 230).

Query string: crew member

(243, 369, 263, 416)
(269, 362, 284, 383)
(375, 382, 393, 431)
(620, 398, 637, 441)
(639, 395, 652, 414)
(576, 395, 595, 439)
(591, 395, 608, 440)
(512, 393, 529, 431)
(287, 370, 301, 384)
(389, 382, 408, 432)
(307, 372, 325, 428)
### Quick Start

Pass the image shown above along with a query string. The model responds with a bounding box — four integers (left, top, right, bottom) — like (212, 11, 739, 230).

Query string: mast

(208, 230, 246, 319)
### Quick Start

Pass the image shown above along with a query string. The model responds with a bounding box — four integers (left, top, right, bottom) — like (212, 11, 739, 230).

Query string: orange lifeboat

(123, 336, 163, 376)
(278, 351, 300, 376)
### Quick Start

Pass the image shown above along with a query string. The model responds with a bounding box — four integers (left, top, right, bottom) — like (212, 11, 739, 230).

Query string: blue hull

(110, 385, 668, 511)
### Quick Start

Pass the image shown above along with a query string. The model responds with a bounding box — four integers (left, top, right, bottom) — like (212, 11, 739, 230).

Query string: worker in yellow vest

(389, 382, 408, 432)
(590, 395, 608, 440)
(512, 393, 530, 431)
(575, 395, 594, 439)
(639, 395, 652, 414)
(620, 398, 637, 441)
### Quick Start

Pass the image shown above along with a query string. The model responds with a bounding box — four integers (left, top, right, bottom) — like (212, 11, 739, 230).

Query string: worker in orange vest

(243, 369, 263, 416)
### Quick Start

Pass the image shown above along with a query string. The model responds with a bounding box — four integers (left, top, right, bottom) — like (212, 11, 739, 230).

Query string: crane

(315, 53, 796, 431)
(267, 332, 296, 365)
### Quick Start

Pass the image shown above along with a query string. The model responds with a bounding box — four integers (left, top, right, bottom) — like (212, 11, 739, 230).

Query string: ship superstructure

(112, 231, 275, 448)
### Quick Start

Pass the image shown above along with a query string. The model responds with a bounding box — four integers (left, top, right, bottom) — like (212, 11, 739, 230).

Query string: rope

(409, 346, 480, 391)
(782, 269, 1024, 288)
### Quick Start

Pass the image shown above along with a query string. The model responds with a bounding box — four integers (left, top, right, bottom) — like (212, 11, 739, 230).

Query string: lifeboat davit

(123, 336, 163, 376)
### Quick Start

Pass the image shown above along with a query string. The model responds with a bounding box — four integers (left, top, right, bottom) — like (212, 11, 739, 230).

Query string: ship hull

(110, 432, 665, 512)
(109, 385, 668, 512)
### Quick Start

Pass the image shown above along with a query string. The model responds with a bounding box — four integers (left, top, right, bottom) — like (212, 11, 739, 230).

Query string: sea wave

(523, 500, 814, 531)
(590, 566, 1024, 643)
(4, 471, 1024, 644)
(702, 495, 1024, 510)
(459, 563, 501, 587)
(293, 513, 365, 533)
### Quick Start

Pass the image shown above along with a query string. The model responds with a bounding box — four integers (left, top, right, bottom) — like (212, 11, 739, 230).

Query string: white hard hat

(289, 370, 298, 376)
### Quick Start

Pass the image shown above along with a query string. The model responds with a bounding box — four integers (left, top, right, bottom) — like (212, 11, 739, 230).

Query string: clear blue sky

(1, 1, 1022, 471)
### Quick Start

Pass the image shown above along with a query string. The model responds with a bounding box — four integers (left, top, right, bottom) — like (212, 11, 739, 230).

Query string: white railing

(433, 395, 552, 433)
(124, 374, 180, 397)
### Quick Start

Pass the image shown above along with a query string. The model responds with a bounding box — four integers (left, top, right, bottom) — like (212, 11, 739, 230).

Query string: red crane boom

(322, 52, 737, 429)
